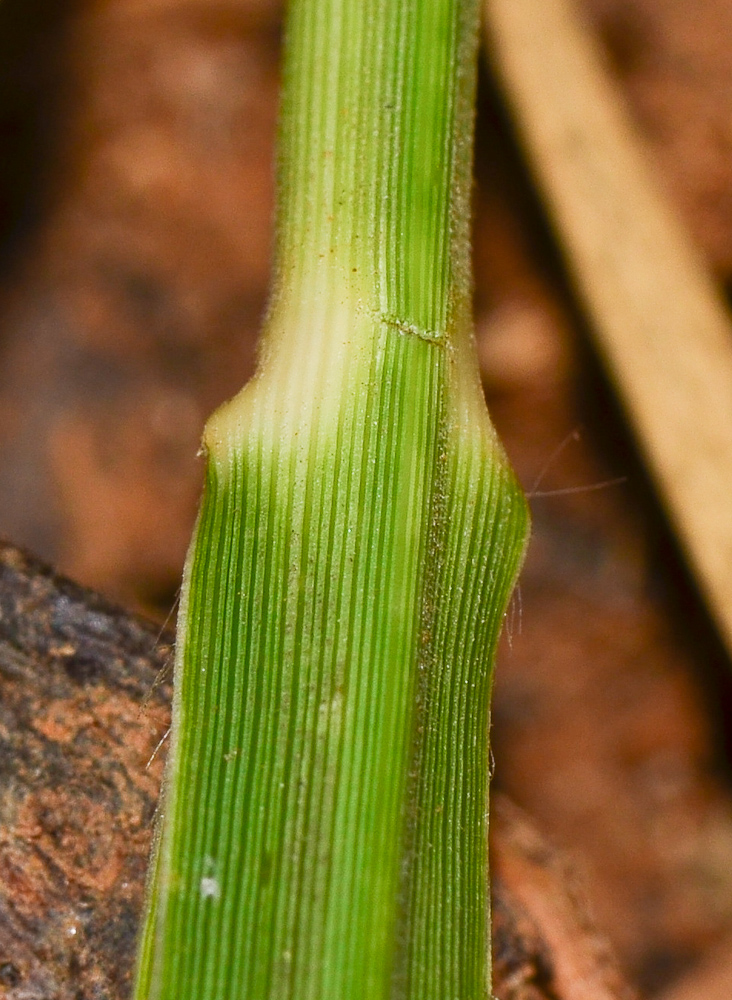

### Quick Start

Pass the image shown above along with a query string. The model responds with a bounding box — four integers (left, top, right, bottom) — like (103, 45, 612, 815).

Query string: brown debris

(492, 795, 638, 1000)
(0, 540, 171, 998)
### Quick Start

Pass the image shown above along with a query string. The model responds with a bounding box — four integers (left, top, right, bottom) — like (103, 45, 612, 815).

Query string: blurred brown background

(1, 1, 732, 997)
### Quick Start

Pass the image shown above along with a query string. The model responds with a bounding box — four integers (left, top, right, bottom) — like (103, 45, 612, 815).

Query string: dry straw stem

(486, 0, 732, 656)
(133, 0, 528, 997)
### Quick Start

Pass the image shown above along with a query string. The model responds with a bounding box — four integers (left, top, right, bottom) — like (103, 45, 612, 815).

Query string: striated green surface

(134, 0, 529, 997)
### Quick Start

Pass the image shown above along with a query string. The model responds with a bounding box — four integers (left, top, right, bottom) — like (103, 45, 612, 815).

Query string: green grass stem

(133, 0, 529, 996)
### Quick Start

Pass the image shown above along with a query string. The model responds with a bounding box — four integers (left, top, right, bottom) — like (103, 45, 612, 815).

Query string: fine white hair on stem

(146, 727, 171, 770)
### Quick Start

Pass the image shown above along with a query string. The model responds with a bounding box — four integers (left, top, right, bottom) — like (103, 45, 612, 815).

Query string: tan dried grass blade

(486, 0, 732, 653)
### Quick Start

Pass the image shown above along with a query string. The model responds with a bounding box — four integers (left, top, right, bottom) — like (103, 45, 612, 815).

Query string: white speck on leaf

(200, 877, 220, 899)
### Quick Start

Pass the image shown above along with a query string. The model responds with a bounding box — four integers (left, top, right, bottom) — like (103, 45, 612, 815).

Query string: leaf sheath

(134, 0, 529, 997)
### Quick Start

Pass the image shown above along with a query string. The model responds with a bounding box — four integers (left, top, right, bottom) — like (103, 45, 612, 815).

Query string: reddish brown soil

(1, 2, 732, 997)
